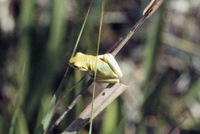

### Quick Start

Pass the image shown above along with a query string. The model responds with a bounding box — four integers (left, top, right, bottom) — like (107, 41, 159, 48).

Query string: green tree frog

(69, 52, 123, 83)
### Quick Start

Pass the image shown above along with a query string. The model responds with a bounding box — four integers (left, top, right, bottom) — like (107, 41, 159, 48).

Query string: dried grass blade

(61, 83, 128, 134)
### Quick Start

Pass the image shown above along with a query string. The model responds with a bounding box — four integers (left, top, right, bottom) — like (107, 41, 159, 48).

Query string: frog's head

(68, 52, 88, 71)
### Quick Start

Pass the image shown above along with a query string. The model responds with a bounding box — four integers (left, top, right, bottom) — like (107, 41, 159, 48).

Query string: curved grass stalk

(9, 0, 34, 133)
(70, 0, 94, 59)
(9, 64, 28, 134)
(89, 0, 105, 133)
(64, 0, 94, 78)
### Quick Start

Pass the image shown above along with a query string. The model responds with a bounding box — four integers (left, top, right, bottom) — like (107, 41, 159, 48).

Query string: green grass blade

(71, 0, 94, 58)
(89, 0, 105, 133)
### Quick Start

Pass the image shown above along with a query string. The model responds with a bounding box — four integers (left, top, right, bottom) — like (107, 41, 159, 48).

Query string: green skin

(69, 52, 123, 83)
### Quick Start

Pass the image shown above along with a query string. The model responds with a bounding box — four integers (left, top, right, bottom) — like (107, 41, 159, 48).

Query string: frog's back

(86, 57, 118, 78)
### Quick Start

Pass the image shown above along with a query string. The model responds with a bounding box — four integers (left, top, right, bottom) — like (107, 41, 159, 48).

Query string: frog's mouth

(71, 64, 88, 71)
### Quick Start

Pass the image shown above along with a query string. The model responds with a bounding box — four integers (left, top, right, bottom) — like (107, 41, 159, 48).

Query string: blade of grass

(70, 0, 94, 59)
(9, 0, 34, 133)
(100, 100, 119, 134)
(15, 109, 29, 134)
(163, 32, 200, 57)
(9, 64, 28, 134)
(89, 0, 105, 133)
(34, 0, 66, 133)
(47, 0, 65, 55)
(141, 1, 166, 95)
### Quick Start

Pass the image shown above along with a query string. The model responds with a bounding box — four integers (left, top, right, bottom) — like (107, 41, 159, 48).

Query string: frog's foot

(92, 78, 120, 83)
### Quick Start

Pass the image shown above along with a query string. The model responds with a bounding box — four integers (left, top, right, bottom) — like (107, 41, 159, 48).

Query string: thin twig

(112, 17, 146, 56)
(112, 0, 164, 57)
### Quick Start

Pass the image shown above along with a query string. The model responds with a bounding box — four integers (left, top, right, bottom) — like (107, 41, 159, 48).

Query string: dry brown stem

(61, 83, 128, 134)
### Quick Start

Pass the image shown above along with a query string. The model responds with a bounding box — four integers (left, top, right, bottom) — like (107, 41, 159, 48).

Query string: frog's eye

(73, 65, 79, 69)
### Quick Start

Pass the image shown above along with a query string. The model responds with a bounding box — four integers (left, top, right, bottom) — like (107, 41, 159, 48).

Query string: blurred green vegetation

(0, 0, 200, 134)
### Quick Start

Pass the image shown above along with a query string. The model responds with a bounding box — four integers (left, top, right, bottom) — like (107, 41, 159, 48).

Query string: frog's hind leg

(103, 54, 123, 78)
